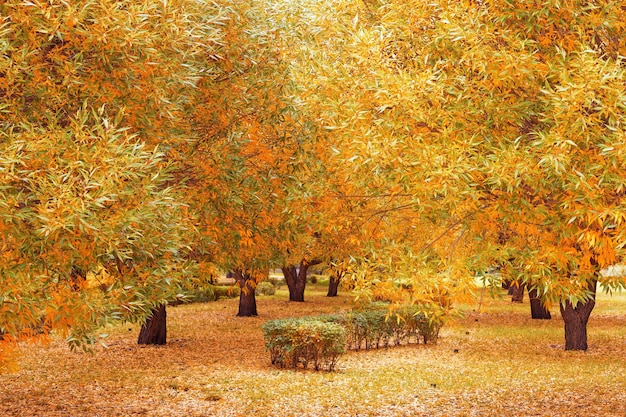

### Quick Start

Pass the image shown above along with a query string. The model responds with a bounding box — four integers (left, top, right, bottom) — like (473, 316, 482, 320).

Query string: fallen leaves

(1, 289, 625, 416)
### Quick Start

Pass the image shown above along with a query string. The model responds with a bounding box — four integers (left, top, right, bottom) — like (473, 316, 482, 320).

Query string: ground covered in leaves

(1, 286, 625, 417)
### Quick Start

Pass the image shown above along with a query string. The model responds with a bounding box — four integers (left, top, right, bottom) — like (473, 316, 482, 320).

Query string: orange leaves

(240, 229, 254, 248)
(0, 342, 20, 373)
(0, 0, 231, 370)
(0, 107, 197, 365)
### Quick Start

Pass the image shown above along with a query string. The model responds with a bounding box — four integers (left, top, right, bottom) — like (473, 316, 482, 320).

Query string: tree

(184, 0, 303, 316)
(281, 259, 321, 302)
(138, 304, 167, 345)
(327, 266, 346, 297)
(275, 0, 626, 350)
(0, 0, 224, 361)
(0, 113, 195, 357)
(185, 0, 355, 314)
(529, 287, 552, 320)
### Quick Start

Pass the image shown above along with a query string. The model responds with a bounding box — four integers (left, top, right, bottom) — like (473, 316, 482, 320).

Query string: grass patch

(1, 289, 625, 416)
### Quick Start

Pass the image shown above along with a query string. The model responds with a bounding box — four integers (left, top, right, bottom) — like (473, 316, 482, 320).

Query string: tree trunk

(560, 279, 597, 351)
(501, 278, 512, 290)
(511, 282, 526, 303)
(529, 287, 551, 319)
(234, 270, 257, 317)
(138, 304, 167, 345)
(281, 265, 302, 302)
(327, 270, 344, 297)
(282, 259, 322, 302)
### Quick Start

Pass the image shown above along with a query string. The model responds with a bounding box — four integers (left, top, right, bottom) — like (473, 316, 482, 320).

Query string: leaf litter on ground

(1, 288, 625, 417)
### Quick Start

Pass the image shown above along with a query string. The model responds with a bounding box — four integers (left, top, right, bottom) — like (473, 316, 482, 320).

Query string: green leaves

(263, 317, 346, 371)
(0, 107, 195, 357)
(0, 0, 233, 365)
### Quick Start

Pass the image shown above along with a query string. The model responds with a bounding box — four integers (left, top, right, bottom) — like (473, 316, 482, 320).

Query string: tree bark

(511, 282, 526, 303)
(529, 287, 551, 319)
(234, 270, 257, 317)
(138, 304, 167, 345)
(501, 278, 512, 290)
(281, 265, 301, 301)
(560, 279, 597, 351)
(282, 259, 321, 302)
(327, 270, 344, 297)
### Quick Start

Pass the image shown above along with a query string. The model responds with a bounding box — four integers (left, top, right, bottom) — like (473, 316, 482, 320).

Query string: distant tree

(327, 267, 346, 298)
(528, 287, 552, 320)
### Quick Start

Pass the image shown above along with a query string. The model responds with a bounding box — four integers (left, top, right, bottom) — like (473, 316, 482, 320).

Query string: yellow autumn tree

(0, 0, 226, 365)
(185, 0, 371, 312)
(273, 0, 626, 350)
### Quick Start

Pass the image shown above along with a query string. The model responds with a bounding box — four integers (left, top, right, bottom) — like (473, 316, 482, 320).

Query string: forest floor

(1, 284, 625, 417)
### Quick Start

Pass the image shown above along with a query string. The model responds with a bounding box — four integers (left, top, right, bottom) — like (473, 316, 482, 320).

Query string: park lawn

(1, 285, 625, 417)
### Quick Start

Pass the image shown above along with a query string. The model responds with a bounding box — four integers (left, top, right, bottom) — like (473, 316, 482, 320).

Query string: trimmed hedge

(262, 318, 346, 371)
(212, 285, 240, 300)
(353, 303, 442, 348)
(318, 304, 442, 351)
(263, 303, 443, 371)
(255, 281, 276, 296)
(187, 284, 240, 303)
(188, 285, 216, 303)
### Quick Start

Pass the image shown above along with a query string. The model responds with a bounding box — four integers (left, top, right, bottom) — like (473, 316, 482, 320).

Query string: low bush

(255, 281, 276, 296)
(267, 276, 280, 286)
(189, 285, 216, 303)
(341, 303, 442, 350)
(317, 275, 330, 286)
(344, 308, 393, 350)
(263, 318, 346, 371)
(185, 284, 240, 303)
(213, 285, 240, 299)
(263, 304, 443, 371)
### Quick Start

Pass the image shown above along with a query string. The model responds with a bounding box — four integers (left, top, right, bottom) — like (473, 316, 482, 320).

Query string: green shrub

(344, 303, 442, 349)
(185, 284, 241, 303)
(307, 273, 329, 285)
(189, 285, 216, 303)
(263, 318, 346, 371)
(344, 308, 393, 350)
(255, 281, 276, 296)
(389, 304, 443, 345)
(213, 285, 240, 299)
(262, 304, 443, 372)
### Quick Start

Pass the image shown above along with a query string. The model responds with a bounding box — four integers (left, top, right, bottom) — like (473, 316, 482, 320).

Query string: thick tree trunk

(138, 304, 167, 345)
(282, 265, 303, 302)
(560, 279, 597, 351)
(327, 270, 344, 297)
(511, 282, 526, 303)
(234, 271, 257, 317)
(282, 259, 322, 302)
(501, 278, 512, 290)
(529, 287, 551, 319)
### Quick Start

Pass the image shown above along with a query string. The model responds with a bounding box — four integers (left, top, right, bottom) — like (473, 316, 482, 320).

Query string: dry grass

(1, 285, 626, 417)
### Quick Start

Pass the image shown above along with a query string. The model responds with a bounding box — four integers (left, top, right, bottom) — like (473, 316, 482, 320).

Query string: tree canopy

(0, 0, 223, 366)
(268, 0, 626, 348)
(1, 0, 626, 366)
